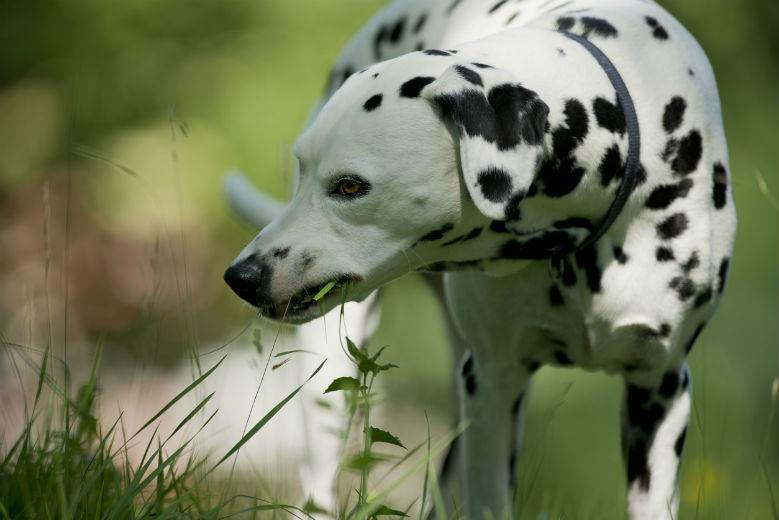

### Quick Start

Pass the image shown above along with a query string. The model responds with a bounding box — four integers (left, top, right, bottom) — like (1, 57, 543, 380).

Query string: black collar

(555, 30, 641, 256)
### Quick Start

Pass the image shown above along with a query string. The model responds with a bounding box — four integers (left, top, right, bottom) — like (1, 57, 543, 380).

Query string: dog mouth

(260, 274, 360, 321)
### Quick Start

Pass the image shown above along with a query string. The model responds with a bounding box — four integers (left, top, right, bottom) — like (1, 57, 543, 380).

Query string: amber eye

(332, 176, 370, 198)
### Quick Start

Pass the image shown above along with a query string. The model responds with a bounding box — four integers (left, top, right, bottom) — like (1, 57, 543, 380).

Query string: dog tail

(223, 170, 286, 229)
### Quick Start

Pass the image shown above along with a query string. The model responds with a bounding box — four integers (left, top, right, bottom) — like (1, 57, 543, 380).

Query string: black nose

(224, 256, 267, 306)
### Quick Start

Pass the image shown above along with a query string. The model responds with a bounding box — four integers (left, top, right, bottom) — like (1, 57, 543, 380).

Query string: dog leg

(458, 351, 532, 519)
(621, 362, 692, 520)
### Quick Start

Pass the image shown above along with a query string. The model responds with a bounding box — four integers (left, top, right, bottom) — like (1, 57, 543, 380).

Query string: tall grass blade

(214, 360, 326, 468)
(133, 354, 226, 438)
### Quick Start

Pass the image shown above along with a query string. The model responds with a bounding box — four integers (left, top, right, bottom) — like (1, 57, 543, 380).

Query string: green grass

(0, 326, 461, 520)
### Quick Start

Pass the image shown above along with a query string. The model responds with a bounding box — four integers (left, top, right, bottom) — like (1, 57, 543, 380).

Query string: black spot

(662, 130, 703, 175)
(658, 372, 680, 399)
(339, 67, 355, 87)
(471, 62, 495, 69)
(627, 438, 651, 490)
(462, 355, 474, 376)
(454, 65, 483, 87)
(499, 232, 577, 259)
(645, 178, 693, 210)
(662, 96, 687, 133)
(549, 285, 564, 306)
(389, 18, 406, 43)
(421, 260, 482, 272)
(512, 393, 524, 414)
(688, 68, 695, 76)
(669, 276, 696, 301)
(363, 94, 383, 112)
(508, 449, 517, 485)
(476, 167, 513, 202)
(681, 251, 700, 273)
(637, 323, 671, 340)
(271, 247, 290, 259)
(489, 220, 511, 233)
(465, 375, 477, 394)
(717, 257, 730, 293)
(553, 217, 595, 231)
(442, 227, 483, 246)
(417, 223, 455, 242)
(525, 360, 541, 372)
(613, 245, 629, 264)
(503, 191, 525, 221)
(488, 0, 509, 13)
(527, 183, 539, 197)
(537, 156, 586, 198)
(373, 26, 387, 59)
(656, 247, 675, 262)
(557, 47, 566, 56)
(645, 16, 669, 40)
(593, 96, 626, 135)
(434, 84, 548, 150)
(506, 12, 520, 24)
(674, 426, 688, 457)
(551, 99, 588, 158)
(694, 285, 712, 308)
(415, 42, 425, 51)
(372, 72, 379, 79)
(560, 257, 577, 286)
(564, 98, 589, 141)
(656, 213, 689, 240)
(685, 323, 705, 354)
(413, 13, 428, 34)
(599, 144, 625, 187)
(626, 385, 652, 413)
(488, 83, 549, 146)
(439, 434, 459, 481)
(554, 350, 572, 365)
(580, 17, 618, 39)
(574, 244, 601, 293)
(635, 162, 648, 186)
(422, 49, 452, 56)
(712, 162, 728, 209)
(446, 0, 463, 14)
(400, 76, 435, 98)
(556, 16, 575, 31)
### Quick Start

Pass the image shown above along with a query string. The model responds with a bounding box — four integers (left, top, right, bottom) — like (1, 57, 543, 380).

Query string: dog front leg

(458, 351, 531, 519)
(621, 362, 692, 520)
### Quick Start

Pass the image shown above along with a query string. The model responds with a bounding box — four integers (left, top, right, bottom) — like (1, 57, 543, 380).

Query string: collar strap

(554, 30, 641, 256)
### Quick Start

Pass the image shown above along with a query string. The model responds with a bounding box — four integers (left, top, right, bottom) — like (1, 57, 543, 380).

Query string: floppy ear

(421, 64, 549, 220)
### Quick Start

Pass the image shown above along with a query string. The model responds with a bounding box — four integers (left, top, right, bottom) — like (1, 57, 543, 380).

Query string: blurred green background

(0, 0, 776, 517)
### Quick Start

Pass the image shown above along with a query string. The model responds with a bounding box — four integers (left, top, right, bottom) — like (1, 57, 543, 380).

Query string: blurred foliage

(0, 0, 776, 518)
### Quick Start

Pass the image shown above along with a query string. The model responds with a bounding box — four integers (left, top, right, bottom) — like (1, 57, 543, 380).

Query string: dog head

(225, 51, 549, 322)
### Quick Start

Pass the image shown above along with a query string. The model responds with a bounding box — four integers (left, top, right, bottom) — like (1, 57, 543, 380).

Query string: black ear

(422, 64, 549, 219)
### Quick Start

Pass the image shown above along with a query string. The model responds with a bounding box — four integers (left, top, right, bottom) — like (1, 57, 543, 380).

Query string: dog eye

(331, 176, 370, 198)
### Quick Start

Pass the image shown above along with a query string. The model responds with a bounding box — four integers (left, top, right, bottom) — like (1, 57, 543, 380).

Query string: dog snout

(224, 255, 268, 306)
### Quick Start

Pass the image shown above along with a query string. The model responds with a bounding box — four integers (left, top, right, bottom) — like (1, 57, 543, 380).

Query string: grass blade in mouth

(312, 280, 337, 301)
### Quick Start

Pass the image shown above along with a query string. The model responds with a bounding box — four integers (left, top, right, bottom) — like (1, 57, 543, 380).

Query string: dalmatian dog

(224, 0, 736, 518)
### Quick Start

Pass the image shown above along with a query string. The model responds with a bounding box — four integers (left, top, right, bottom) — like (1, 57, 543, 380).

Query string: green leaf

(302, 498, 329, 515)
(365, 426, 406, 449)
(313, 280, 337, 301)
(370, 504, 409, 517)
(324, 376, 361, 393)
(358, 359, 398, 376)
(343, 452, 388, 471)
(252, 328, 263, 356)
(314, 398, 332, 409)
(274, 349, 316, 357)
(346, 336, 368, 362)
